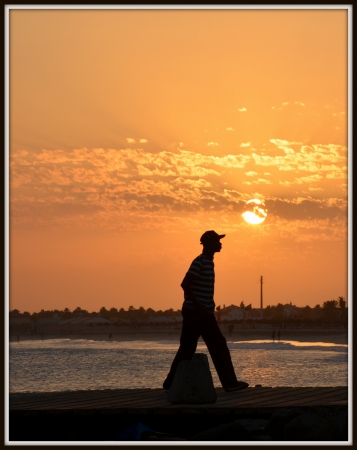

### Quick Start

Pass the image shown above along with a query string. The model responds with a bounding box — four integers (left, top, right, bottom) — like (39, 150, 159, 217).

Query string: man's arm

(181, 273, 210, 315)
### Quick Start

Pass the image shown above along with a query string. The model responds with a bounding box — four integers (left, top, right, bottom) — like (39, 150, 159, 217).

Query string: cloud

(272, 102, 305, 110)
(244, 178, 271, 185)
(226, 127, 234, 131)
(255, 178, 271, 184)
(11, 147, 252, 185)
(207, 142, 219, 147)
(173, 178, 211, 188)
(252, 143, 347, 176)
(10, 147, 251, 223)
(137, 165, 154, 176)
(326, 171, 348, 179)
(296, 174, 323, 183)
(240, 142, 251, 147)
(10, 140, 347, 233)
(139, 139, 148, 143)
(279, 174, 323, 186)
(238, 107, 247, 112)
(125, 138, 136, 143)
(280, 146, 295, 155)
(245, 171, 258, 176)
(270, 139, 301, 146)
(265, 197, 347, 221)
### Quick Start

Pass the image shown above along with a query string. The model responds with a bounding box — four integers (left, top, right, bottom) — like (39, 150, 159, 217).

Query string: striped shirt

(183, 253, 215, 313)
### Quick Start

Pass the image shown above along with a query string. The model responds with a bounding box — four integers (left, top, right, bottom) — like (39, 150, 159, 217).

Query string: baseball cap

(200, 230, 226, 244)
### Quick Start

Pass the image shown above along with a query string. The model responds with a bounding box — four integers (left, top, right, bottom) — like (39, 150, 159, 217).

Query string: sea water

(9, 339, 348, 393)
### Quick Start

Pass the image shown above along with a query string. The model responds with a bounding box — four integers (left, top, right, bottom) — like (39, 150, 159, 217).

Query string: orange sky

(9, 8, 349, 313)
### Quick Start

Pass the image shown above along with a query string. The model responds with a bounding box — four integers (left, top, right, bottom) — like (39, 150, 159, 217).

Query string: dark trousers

(163, 307, 238, 389)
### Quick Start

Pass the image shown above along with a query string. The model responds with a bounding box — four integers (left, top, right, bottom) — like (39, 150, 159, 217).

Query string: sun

(242, 199, 268, 225)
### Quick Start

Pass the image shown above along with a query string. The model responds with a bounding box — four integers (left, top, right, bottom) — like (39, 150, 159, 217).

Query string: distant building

(217, 304, 265, 321)
(246, 308, 264, 320)
(59, 317, 112, 325)
(220, 305, 246, 321)
(282, 304, 300, 318)
(9, 316, 32, 326)
(148, 316, 182, 324)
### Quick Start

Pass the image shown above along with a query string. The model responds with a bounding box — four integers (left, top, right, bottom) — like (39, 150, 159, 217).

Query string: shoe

(224, 381, 249, 392)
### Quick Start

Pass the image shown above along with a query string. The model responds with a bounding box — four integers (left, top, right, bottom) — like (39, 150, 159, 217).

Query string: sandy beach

(10, 328, 348, 345)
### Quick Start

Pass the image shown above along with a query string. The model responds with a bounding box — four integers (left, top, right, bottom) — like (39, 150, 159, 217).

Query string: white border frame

(5, 4, 352, 446)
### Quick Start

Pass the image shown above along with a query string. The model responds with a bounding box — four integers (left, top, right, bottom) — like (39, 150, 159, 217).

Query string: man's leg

(200, 314, 239, 389)
(163, 308, 200, 390)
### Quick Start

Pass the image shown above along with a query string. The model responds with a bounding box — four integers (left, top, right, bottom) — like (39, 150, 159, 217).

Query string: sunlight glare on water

(9, 339, 348, 393)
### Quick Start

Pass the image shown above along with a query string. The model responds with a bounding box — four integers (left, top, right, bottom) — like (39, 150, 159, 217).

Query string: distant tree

(118, 308, 126, 318)
(37, 309, 53, 318)
(300, 305, 311, 319)
(23, 311, 31, 317)
(338, 297, 348, 325)
(240, 301, 245, 309)
(62, 308, 72, 319)
(244, 304, 252, 310)
(99, 307, 111, 319)
(10, 309, 20, 315)
(145, 308, 156, 317)
(322, 300, 338, 320)
(109, 307, 119, 315)
(338, 296, 346, 309)
(263, 305, 274, 319)
(126, 306, 140, 320)
(323, 300, 338, 309)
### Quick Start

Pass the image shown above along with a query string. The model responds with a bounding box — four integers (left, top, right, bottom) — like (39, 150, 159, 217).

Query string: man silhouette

(163, 230, 249, 392)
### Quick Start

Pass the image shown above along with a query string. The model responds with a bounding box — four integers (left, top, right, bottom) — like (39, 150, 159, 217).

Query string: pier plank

(266, 391, 348, 407)
(9, 389, 143, 407)
(13, 393, 170, 411)
(9, 389, 157, 409)
(226, 387, 321, 403)
(9, 386, 347, 416)
(223, 389, 340, 407)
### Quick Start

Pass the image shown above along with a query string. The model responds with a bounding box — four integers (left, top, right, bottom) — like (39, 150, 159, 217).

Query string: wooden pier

(9, 386, 348, 441)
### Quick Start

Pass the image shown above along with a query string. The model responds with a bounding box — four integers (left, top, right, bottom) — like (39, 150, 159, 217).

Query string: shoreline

(10, 328, 348, 345)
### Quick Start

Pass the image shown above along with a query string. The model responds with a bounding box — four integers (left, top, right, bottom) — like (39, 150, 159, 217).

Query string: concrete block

(167, 353, 217, 404)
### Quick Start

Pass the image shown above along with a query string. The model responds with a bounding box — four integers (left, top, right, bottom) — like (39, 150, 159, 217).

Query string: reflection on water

(9, 339, 348, 393)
